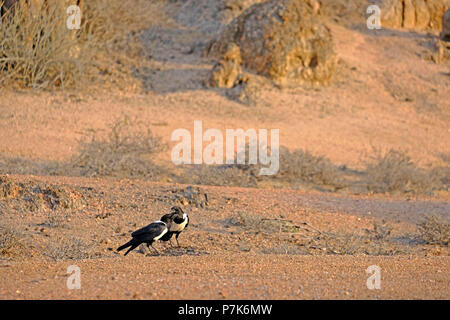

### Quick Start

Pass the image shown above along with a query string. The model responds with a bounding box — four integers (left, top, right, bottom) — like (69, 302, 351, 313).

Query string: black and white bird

(117, 220, 168, 256)
(159, 206, 189, 247)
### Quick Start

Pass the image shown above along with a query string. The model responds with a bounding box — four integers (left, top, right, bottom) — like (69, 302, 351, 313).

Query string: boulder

(207, 0, 336, 87)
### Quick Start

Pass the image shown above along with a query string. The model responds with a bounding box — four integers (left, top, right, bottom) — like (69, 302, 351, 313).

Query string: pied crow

(117, 220, 168, 256)
(160, 206, 189, 247)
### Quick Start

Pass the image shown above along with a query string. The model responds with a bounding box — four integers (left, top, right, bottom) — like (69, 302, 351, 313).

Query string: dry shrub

(177, 164, 258, 187)
(0, 1, 80, 88)
(66, 116, 168, 179)
(272, 147, 345, 191)
(319, 233, 404, 255)
(45, 236, 92, 260)
(365, 150, 445, 194)
(0, 0, 155, 90)
(418, 215, 449, 246)
(317, 222, 406, 255)
(0, 225, 27, 259)
(176, 146, 345, 190)
(232, 211, 301, 234)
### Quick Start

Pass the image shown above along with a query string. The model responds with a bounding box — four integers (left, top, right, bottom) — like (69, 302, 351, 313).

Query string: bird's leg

(145, 243, 158, 256)
(169, 238, 174, 247)
(143, 243, 151, 256)
(175, 233, 181, 247)
(151, 244, 160, 255)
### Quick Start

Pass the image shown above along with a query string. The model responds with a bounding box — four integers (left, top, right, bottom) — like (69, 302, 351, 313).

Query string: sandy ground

(0, 1, 449, 300)
(0, 175, 449, 299)
(1, 255, 449, 299)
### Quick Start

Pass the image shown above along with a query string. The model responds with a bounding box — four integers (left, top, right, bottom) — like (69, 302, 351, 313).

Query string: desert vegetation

(0, 116, 448, 196)
(0, 0, 156, 90)
(0, 0, 448, 300)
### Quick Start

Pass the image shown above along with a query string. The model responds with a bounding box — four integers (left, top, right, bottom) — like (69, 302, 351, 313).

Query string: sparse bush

(66, 116, 168, 179)
(0, 225, 26, 258)
(45, 237, 92, 260)
(320, 232, 403, 255)
(232, 211, 301, 233)
(0, 0, 154, 90)
(178, 147, 346, 190)
(177, 164, 258, 187)
(319, 222, 404, 256)
(260, 243, 305, 255)
(271, 147, 346, 191)
(365, 150, 445, 195)
(0, 1, 81, 88)
(418, 215, 449, 246)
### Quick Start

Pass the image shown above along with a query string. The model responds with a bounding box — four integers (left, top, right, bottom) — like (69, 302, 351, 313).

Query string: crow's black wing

(159, 230, 174, 242)
(131, 222, 166, 241)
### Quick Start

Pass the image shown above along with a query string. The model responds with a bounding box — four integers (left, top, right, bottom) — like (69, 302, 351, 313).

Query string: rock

(100, 238, 111, 245)
(207, 0, 337, 87)
(441, 9, 450, 40)
(429, 39, 450, 63)
(207, 43, 243, 88)
(175, 0, 267, 35)
(226, 73, 269, 105)
(381, 0, 450, 31)
(159, 186, 209, 208)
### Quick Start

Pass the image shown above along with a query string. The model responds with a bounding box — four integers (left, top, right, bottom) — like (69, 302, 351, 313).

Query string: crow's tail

(124, 243, 140, 256)
(117, 240, 134, 252)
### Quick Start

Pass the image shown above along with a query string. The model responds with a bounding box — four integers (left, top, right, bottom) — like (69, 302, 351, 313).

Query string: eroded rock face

(441, 9, 450, 40)
(381, 0, 450, 31)
(208, 43, 243, 88)
(206, 0, 336, 87)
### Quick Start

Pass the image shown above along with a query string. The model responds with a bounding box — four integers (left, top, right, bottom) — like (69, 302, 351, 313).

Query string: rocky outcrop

(381, 0, 450, 31)
(207, 43, 243, 88)
(206, 0, 336, 87)
(441, 8, 450, 40)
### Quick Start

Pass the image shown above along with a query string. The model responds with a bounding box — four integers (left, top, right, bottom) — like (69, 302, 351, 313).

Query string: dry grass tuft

(0, 225, 27, 259)
(45, 236, 92, 261)
(418, 215, 449, 246)
(272, 147, 346, 191)
(232, 211, 301, 234)
(365, 149, 445, 195)
(0, 0, 156, 90)
(177, 164, 259, 188)
(66, 115, 168, 179)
